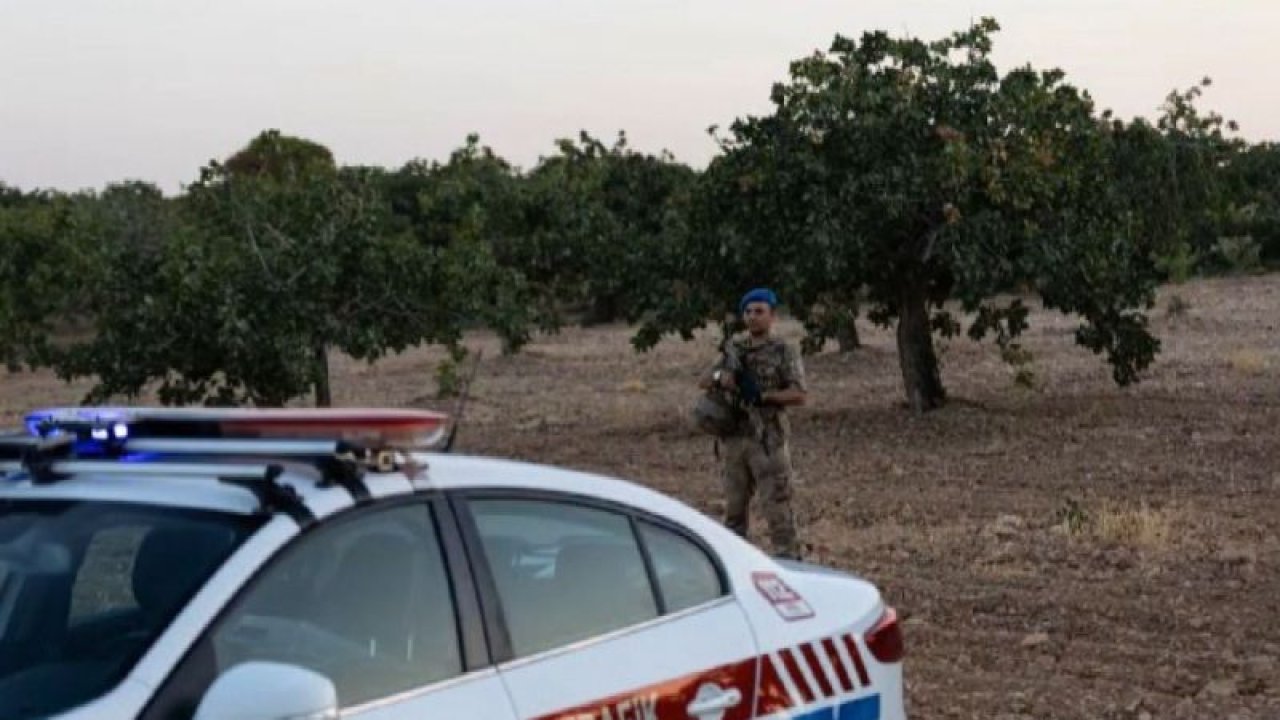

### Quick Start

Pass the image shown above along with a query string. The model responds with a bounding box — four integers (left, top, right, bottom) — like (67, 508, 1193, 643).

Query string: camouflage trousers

(721, 434, 800, 559)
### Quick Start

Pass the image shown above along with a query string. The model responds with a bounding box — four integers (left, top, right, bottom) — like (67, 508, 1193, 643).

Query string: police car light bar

(6, 407, 451, 517)
(24, 407, 450, 451)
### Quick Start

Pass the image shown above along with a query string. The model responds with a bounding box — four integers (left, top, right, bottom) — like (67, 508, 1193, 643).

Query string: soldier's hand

(719, 372, 736, 391)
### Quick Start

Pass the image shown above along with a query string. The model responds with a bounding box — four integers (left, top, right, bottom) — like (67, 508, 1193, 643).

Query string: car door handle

(686, 684, 742, 718)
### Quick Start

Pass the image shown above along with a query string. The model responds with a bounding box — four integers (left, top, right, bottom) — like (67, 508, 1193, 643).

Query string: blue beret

(739, 287, 779, 314)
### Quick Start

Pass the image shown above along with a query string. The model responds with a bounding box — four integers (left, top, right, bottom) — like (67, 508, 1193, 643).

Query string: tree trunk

(313, 342, 332, 408)
(583, 293, 620, 327)
(896, 276, 945, 414)
(836, 313, 861, 352)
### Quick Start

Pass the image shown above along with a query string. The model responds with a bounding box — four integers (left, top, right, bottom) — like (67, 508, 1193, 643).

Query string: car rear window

(638, 521, 725, 612)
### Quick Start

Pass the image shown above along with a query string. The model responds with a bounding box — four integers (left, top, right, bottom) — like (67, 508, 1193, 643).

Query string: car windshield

(0, 499, 261, 719)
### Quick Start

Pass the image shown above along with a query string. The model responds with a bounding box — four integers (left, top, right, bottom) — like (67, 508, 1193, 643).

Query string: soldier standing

(699, 288, 808, 560)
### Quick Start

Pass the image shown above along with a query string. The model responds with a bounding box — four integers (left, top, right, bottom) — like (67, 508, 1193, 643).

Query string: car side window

(469, 499, 658, 659)
(637, 521, 725, 613)
(208, 504, 461, 708)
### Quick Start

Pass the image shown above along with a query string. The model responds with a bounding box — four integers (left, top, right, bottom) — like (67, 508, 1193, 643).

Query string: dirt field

(3, 275, 1278, 719)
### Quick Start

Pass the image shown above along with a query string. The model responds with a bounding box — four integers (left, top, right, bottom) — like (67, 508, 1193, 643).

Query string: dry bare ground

(3, 275, 1278, 719)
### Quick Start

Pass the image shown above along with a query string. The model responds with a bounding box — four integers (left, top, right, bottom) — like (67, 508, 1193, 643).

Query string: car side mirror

(195, 661, 339, 720)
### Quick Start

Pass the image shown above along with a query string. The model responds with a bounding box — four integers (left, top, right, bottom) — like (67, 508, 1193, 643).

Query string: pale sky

(2, 0, 1277, 194)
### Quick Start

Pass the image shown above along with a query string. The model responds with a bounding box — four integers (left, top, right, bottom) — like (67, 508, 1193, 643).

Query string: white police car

(0, 407, 906, 720)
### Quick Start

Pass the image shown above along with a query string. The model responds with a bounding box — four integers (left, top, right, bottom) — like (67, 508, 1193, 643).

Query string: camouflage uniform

(705, 334, 806, 559)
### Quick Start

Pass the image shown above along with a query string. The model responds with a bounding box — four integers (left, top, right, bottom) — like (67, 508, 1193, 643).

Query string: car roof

(0, 451, 709, 533)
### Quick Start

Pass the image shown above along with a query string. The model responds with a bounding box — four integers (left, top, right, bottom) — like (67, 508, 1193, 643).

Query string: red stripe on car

(800, 642, 835, 698)
(822, 636, 855, 693)
(842, 633, 872, 687)
(779, 647, 816, 704)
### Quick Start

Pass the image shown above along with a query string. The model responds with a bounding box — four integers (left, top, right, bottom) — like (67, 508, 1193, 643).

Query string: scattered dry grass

(1228, 348, 1270, 374)
(1056, 498, 1180, 549)
(618, 379, 649, 393)
(1092, 502, 1179, 548)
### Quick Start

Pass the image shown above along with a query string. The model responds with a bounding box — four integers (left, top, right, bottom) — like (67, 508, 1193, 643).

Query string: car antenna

(441, 347, 483, 453)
